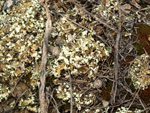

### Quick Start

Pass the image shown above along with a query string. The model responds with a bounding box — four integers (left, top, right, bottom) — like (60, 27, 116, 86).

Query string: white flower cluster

(50, 3, 111, 111)
(83, 109, 101, 113)
(129, 54, 150, 90)
(56, 82, 95, 110)
(0, 84, 10, 102)
(93, 0, 118, 21)
(18, 90, 39, 112)
(56, 83, 71, 101)
(74, 92, 95, 110)
(116, 107, 142, 113)
(52, 33, 110, 79)
(0, 0, 45, 101)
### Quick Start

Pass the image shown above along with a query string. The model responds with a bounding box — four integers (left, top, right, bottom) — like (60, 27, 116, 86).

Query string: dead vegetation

(0, 0, 150, 113)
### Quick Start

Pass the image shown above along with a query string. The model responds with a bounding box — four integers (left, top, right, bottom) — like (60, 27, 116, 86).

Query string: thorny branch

(39, 0, 52, 113)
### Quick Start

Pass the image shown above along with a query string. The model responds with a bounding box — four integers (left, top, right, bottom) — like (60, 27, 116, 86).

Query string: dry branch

(53, 9, 108, 45)
(68, 70, 73, 113)
(39, 0, 52, 113)
(111, 0, 122, 104)
(69, 0, 118, 33)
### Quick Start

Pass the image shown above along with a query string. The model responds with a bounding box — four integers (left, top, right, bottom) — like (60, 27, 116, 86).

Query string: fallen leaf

(55, 37, 64, 46)
(15, 68, 24, 74)
(94, 26, 103, 35)
(102, 100, 109, 107)
(12, 82, 28, 98)
(130, 0, 141, 9)
(39, 0, 45, 4)
(67, 34, 74, 42)
(121, 4, 131, 13)
(93, 79, 103, 88)
(49, 45, 60, 58)
(56, 62, 65, 77)
(0, 62, 6, 72)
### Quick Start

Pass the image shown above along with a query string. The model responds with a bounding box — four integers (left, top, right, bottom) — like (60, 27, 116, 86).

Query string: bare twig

(5, 89, 29, 113)
(111, 0, 122, 104)
(127, 78, 148, 112)
(141, 0, 150, 4)
(53, 9, 107, 45)
(127, 88, 141, 111)
(68, 70, 73, 113)
(48, 91, 60, 113)
(140, 106, 150, 113)
(68, 0, 117, 33)
(39, 0, 52, 113)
